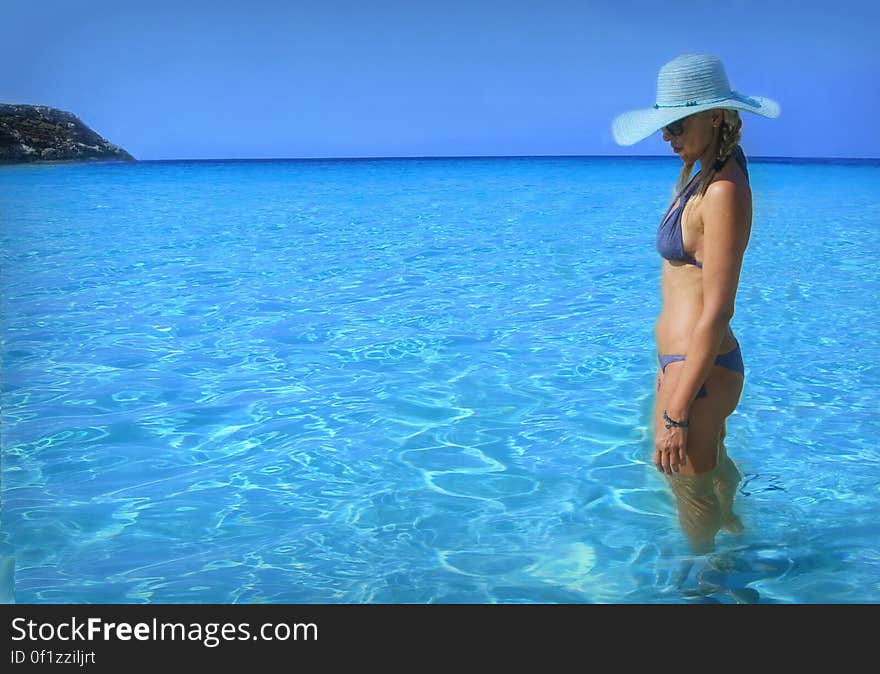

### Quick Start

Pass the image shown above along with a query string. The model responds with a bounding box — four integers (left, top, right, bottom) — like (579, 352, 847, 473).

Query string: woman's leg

(655, 363, 744, 552)
(713, 421, 744, 533)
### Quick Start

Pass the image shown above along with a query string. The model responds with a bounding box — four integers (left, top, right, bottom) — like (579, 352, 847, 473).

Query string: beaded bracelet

(663, 410, 689, 429)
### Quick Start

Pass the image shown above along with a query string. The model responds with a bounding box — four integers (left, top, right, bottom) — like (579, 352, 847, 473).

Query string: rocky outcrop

(0, 104, 134, 163)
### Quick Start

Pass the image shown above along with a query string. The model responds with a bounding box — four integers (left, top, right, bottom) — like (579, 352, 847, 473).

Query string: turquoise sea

(1, 156, 878, 603)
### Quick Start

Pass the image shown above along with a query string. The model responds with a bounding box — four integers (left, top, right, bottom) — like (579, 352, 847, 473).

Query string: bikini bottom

(658, 341, 744, 399)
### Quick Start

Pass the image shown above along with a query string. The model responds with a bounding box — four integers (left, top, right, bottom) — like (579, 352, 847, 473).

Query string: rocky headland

(0, 104, 134, 163)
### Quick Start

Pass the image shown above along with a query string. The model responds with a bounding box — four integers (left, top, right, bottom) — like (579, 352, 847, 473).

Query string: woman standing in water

(611, 54, 780, 553)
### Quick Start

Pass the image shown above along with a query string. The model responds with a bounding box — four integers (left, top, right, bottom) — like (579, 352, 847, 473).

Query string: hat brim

(611, 93, 780, 146)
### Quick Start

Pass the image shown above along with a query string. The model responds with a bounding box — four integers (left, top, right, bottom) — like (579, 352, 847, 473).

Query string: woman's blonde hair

(671, 109, 742, 208)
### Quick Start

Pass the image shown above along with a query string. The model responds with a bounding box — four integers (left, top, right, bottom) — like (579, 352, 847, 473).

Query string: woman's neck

(697, 136, 722, 173)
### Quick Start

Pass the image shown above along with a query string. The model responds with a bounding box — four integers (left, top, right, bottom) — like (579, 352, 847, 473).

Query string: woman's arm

(665, 180, 750, 420)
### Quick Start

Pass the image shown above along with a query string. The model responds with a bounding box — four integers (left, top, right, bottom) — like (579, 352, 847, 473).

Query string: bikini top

(656, 146, 749, 269)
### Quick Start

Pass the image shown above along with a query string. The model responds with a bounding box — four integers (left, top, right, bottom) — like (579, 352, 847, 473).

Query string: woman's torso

(654, 151, 752, 356)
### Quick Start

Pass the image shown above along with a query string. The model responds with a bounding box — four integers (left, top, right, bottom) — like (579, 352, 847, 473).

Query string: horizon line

(133, 153, 880, 163)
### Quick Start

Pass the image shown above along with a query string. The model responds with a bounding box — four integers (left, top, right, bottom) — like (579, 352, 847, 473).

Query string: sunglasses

(663, 114, 693, 137)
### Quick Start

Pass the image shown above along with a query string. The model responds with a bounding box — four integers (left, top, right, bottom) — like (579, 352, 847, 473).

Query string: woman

(611, 54, 780, 553)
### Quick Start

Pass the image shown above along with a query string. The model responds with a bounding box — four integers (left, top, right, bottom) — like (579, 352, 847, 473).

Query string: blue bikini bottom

(658, 341, 744, 399)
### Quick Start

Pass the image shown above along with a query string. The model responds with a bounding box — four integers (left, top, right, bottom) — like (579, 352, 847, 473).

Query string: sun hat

(611, 53, 780, 146)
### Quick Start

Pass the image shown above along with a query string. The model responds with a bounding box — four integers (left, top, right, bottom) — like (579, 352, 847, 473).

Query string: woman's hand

(654, 416, 688, 474)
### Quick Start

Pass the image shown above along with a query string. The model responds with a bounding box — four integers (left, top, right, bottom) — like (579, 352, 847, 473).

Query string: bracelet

(663, 410, 689, 429)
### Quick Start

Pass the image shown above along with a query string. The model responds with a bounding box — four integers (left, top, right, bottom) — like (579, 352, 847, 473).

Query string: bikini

(656, 147, 748, 398)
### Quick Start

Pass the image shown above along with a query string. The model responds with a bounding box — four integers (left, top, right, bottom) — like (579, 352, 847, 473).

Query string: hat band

(653, 92, 761, 109)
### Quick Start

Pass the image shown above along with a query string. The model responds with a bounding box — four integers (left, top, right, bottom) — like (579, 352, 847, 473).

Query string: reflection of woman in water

(612, 54, 780, 553)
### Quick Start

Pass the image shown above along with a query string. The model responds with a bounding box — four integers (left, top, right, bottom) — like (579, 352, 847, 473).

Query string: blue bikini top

(656, 146, 749, 269)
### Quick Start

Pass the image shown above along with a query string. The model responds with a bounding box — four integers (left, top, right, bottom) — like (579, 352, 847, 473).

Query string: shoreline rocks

(0, 104, 134, 164)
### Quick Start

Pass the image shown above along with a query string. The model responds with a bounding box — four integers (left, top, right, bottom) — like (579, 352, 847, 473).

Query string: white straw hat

(611, 54, 780, 146)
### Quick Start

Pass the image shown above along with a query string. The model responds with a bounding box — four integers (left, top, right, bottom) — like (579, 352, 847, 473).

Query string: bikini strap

(677, 170, 701, 198)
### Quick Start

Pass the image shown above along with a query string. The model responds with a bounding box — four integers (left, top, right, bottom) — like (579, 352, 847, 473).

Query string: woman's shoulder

(704, 177, 744, 201)
(706, 160, 751, 205)
(699, 168, 752, 232)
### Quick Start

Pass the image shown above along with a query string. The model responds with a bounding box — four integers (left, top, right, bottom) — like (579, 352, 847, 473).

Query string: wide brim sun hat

(612, 53, 780, 146)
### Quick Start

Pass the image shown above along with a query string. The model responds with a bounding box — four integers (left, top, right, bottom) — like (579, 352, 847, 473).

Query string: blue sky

(4, 0, 878, 160)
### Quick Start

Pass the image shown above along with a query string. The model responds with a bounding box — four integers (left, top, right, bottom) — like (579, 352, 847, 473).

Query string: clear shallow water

(1, 156, 878, 604)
